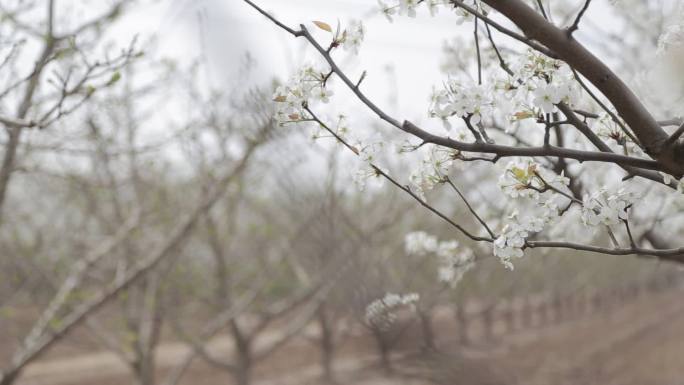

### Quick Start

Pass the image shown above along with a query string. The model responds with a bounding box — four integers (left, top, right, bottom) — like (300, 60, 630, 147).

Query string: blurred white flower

(658, 21, 684, 55)
(398, 0, 419, 17)
(341, 20, 365, 55)
(404, 231, 438, 255)
(436, 245, 475, 287)
(365, 292, 419, 329)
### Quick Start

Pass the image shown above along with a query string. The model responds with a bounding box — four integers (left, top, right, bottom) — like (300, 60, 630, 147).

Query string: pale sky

(112, 0, 477, 127)
(109, 0, 629, 129)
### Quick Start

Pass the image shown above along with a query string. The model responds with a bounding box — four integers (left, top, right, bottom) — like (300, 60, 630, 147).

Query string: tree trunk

(231, 319, 253, 385)
(234, 363, 252, 385)
(418, 309, 436, 352)
(317, 305, 335, 383)
(0, 369, 19, 385)
(481, 307, 493, 341)
(455, 304, 470, 345)
(371, 329, 392, 375)
(0, 127, 22, 223)
(131, 359, 156, 385)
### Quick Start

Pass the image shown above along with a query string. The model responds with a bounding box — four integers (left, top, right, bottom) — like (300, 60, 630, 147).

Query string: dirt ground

(8, 284, 684, 385)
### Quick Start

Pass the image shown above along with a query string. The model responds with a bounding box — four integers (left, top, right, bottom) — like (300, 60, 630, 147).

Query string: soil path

(16, 286, 684, 385)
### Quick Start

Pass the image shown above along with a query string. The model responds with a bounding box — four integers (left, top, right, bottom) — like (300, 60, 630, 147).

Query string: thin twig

(243, 0, 303, 37)
(663, 122, 684, 148)
(473, 17, 482, 85)
(304, 106, 492, 243)
(483, 22, 514, 76)
(535, 0, 548, 20)
(449, 0, 558, 58)
(568, 0, 592, 35)
(444, 176, 495, 238)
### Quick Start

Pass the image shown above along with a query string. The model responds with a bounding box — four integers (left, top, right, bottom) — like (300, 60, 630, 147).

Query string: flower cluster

(404, 231, 439, 255)
(504, 52, 582, 116)
(658, 19, 684, 55)
(493, 211, 549, 270)
(581, 188, 638, 227)
(435, 241, 475, 287)
(493, 225, 526, 268)
(429, 52, 581, 129)
(377, 0, 489, 22)
(311, 114, 349, 141)
(272, 63, 333, 125)
(498, 161, 569, 200)
(405, 231, 475, 286)
(591, 112, 639, 151)
(351, 139, 387, 191)
(532, 83, 563, 114)
(498, 161, 543, 199)
(365, 292, 419, 330)
(408, 145, 457, 200)
(352, 166, 385, 191)
(493, 161, 568, 268)
(531, 78, 582, 114)
(339, 20, 365, 55)
(429, 81, 493, 126)
(516, 50, 564, 79)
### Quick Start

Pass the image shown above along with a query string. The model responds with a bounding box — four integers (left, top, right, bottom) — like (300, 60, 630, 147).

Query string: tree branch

(567, 0, 592, 34)
(481, 0, 682, 176)
(450, 0, 558, 58)
(663, 122, 684, 149)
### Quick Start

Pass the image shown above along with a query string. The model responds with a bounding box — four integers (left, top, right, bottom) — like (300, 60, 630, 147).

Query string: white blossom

(408, 145, 458, 199)
(533, 83, 563, 113)
(351, 139, 386, 191)
(272, 63, 333, 125)
(436, 243, 475, 287)
(377, 0, 396, 22)
(352, 165, 384, 191)
(658, 20, 684, 55)
(429, 81, 494, 126)
(498, 161, 542, 199)
(404, 231, 438, 255)
(498, 161, 570, 201)
(493, 225, 526, 270)
(341, 20, 365, 55)
(493, 205, 558, 270)
(376, 0, 486, 22)
(365, 292, 419, 330)
(426, 0, 441, 16)
(405, 232, 476, 286)
(398, 0, 419, 17)
(581, 188, 638, 227)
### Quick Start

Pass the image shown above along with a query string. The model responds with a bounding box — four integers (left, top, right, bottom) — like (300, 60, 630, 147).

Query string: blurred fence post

(418, 309, 436, 351)
(539, 296, 550, 326)
(482, 306, 493, 341)
(553, 292, 563, 323)
(592, 291, 602, 313)
(455, 303, 470, 346)
(522, 295, 533, 329)
(563, 294, 573, 321)
(503, 299, 515, 333)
